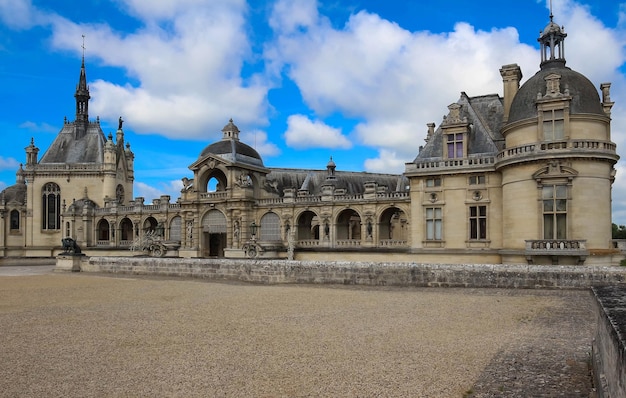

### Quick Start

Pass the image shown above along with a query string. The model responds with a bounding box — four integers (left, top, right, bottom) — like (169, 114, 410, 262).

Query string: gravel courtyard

(0, 270, 594, 397)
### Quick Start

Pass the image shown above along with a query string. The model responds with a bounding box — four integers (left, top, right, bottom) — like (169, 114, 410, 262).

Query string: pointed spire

(74, 34, 90, 132)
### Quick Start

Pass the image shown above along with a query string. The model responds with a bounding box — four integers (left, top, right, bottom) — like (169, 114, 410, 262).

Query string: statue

(118, 116, 124, 130)
(61, 237, 82, 254)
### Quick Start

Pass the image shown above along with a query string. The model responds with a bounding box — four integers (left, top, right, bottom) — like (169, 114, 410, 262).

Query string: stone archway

(201, 210, 227, 257)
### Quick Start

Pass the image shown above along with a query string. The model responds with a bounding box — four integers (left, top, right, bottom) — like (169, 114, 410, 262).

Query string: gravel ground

(0, 271, 594, 397)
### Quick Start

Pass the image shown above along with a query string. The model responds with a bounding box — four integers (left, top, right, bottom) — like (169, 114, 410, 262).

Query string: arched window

(260, 212, 281, 241)
(169, 216, 182, 241)
(42, 182, 61, 230)
(10, 210, 19, 230)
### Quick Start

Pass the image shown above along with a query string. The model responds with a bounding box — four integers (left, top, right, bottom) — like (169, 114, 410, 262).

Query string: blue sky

(1, 0, 626, 222)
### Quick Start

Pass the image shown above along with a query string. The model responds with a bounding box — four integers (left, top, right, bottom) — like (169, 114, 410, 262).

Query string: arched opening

(203, 169, 227, 193)
(336, 209, 361, 241)
(119, 218, 134, 245)
(201, 210, 227, 257)
(260, 212, 281, 242)
(143, 217, 158, 234)
(9, 210, 19, 230)
(97, 219, 110, 242)
(379, 207, 408, 246)
(296, 210, 320, 242)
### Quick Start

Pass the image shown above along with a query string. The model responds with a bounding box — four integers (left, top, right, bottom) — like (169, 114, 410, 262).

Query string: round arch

(119, 217, 134, 242)
(295, 210, 320, 241)
(379, 206, 408, 242)
(197, 167, 228, 193)
(97, 219, 110, 241)
(336, 209, 362, 240)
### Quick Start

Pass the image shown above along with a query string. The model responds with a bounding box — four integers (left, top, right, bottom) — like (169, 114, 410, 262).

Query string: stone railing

(497, 139, 617, 163)
(379, 239, 408, 247)
(94, 203, 182, 215)
(524, 239, 588, 265)
(199, 191, 228, 200)
(406, 156, 495, 173)
(336, 239, 361, 247)
(297, 239, 321, 247)
(96, 240, 110, 246)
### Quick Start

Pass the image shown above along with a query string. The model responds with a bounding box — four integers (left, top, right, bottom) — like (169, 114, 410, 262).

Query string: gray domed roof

(507, 60, 603, 123)
(0, 182, 27, 205)
(199, 139, 264, 167)
(198, 119, 264, 167)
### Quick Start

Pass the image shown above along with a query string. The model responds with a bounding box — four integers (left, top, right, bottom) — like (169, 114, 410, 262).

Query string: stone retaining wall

(82, 257, 626, 289)
(592, 286, 626, 398)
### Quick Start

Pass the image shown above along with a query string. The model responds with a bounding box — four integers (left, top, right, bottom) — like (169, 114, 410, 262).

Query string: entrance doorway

(205, 233, 226, 257)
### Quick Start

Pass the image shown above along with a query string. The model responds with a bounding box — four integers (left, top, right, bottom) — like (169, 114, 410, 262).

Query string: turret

(24, 137, 39, 166)
(74, 54, 90, 139)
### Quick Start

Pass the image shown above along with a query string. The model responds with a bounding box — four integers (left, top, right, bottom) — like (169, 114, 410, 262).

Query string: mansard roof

(39, 121, 107, 164)
(413, 93, 504, 161)
(264, 168, 408, 196)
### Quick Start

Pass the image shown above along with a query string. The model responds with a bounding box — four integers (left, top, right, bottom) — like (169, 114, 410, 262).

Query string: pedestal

(55, 254, 85, 272)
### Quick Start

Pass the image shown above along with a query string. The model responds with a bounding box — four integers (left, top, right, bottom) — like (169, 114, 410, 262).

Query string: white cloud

(0, 0, 46, 29)
(19, 121, 58, 133)
(364, 149, 408, 174)
(0, 156, 20, 171)
(284, 114, 351, 149)
(34, 0, 270, 140)
(266, 3, 538, 161)
(240, 129, 281, 158)
(134, 179, 183, 203)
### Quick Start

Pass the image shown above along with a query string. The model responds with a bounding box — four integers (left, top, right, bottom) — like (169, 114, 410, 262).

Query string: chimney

(499, 64, 522, 123)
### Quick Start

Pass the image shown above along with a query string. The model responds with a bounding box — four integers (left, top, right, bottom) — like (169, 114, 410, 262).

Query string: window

(543, 185, 567, 239)
(542, 109, 564, 141)
(260, 212, 281, 241)
(469, 205, 487, 240)
(446, 133, 464, 158)
(426, 177, 442, 187)
(42, 182, 61, 230)
(169, 216, 182, 241)
(10, 210, 19, 230)
(469, 175, 486, 185)
(425, 207, 442, 240)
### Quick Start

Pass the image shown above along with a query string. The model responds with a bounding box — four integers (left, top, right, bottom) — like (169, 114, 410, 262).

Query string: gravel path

(0, 272, 594, 397)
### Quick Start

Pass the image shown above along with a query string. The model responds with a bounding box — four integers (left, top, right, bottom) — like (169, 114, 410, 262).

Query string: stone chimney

(499, 64, 522, 123)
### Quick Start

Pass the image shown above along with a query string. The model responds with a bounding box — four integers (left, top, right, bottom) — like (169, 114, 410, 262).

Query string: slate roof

(39, 121, 106, 164)
(413, 92, 504, 161)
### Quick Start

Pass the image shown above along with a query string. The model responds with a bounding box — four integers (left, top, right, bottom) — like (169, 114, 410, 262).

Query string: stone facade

(0, 14, 623, 265)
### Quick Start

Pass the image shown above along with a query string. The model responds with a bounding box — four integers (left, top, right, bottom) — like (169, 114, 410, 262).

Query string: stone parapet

(82, 257, 626, 289)
(591, 286, 626, 398)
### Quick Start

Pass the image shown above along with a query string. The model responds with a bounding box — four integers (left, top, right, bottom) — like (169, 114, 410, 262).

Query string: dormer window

(542, 109, 564, 141)
(446, 133, 464, 158)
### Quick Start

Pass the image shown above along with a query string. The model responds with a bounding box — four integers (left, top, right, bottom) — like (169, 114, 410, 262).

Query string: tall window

(260, 212, 281, 241)
(10, 210, 19, 230)
(446, 133, 464, 158)
(169, 216, 182, 241)
(543, 185, 567, 239)
(543, 109, 564, 141)
(469, 206, 487, 240)
(42, 182, 61, 230)
(425, 207, 442, 240)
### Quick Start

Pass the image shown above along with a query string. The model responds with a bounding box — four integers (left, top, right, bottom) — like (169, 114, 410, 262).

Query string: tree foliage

(612, 223, 626, 239)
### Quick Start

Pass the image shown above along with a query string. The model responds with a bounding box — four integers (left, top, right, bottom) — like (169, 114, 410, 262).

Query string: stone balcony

(496, 139, 618, 168)
(524, 239, 588, 265)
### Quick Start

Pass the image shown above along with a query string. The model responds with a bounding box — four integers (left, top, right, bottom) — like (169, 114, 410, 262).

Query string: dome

(507, 61, 603, 124)
(0, 182, 27, 205)
(198, 119, 264, 167)
(199, 140, 264, 167)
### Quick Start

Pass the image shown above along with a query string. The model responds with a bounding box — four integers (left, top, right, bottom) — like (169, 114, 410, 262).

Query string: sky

(1, 0, 626, 222)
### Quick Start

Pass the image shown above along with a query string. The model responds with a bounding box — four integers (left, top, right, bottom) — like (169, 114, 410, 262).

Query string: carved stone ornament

(429, 192, 438, 203)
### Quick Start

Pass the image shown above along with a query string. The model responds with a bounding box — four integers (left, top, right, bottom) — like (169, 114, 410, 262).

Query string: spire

(74, 35, 90, 133)
(538, 3, 567, 69)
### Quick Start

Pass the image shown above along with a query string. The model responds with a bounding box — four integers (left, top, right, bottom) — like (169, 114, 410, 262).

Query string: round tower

(496, 12, 619, 264)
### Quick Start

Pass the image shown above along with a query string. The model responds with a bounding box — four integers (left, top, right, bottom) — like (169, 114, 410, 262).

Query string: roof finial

(549, 0, 553, 22)
(81, 34, 86, 63)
